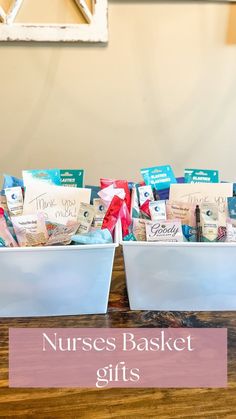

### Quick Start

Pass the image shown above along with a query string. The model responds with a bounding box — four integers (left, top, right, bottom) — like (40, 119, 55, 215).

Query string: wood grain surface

(0, 247, 235, 418)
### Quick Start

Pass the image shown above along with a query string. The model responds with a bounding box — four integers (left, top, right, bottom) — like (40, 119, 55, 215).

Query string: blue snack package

(177, 177, 185, 184)
(227, 197, 236, 219)
(72, 228, 113, 245)
(182, 225, 196, 242)
(185, 169, 219, 183)
(154, 177, 185, 200)
(22, 169, 61, 186)
(3, 174, 24, 189)
(141, 165, 177, 191)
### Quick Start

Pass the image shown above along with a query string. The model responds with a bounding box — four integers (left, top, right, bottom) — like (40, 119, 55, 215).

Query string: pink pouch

(102, 195, 124, 234)
(100, 178, 131, 212)
(140, 200, 151, 219)
(119, 201, 132, 238)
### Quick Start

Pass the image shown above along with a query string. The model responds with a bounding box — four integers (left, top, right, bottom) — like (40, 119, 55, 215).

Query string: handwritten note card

(23, 183, 91, 225)
(169, 183, 233, 226)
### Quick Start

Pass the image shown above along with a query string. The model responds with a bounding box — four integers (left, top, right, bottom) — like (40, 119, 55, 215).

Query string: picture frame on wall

(0, 0, 108, 43)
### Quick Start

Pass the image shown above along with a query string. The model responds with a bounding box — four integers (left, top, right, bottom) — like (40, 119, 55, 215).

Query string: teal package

(182, 225, 196, 242)
(60, 170, 84, 188)
(228, 197, 236, 219)
(184, 169, 219, 183)
(141, 165, 176, 191)
(22, 169, 61, 186)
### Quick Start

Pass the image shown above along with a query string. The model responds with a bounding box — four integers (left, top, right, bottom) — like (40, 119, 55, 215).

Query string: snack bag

(166, 201, 195, 225)
(166, 200, 195, 241)
(132, 218, 146, 241)
(11, 213, 48, 247)
(46, 221, 59, 237)
(46, 222, 79, 246)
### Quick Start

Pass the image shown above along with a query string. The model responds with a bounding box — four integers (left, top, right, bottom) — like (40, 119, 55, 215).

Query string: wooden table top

(0, 248, 235, 418)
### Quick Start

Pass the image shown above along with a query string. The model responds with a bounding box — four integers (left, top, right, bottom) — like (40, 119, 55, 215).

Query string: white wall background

(0, 2, 235, 184)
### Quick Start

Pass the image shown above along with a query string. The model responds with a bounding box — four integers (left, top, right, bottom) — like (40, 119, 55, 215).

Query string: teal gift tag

(184, 169, 219, 183)
(60, 170, 84, 188)
(141, 165, 176, 191)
